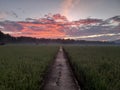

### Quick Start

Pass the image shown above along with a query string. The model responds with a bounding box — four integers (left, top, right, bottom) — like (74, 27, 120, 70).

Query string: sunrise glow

(0, 0, 120, 41)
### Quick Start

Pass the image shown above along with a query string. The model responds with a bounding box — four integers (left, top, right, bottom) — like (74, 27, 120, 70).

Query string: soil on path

(43, 47, 81, 90)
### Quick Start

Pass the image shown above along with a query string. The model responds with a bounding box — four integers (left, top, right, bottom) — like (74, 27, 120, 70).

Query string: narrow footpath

(43, 47, 81, 90)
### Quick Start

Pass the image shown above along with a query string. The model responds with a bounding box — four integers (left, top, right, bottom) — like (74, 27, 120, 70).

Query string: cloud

(0, 14, 120, 41)
(62, 0, 80, 18)
(65, 33, 120, 41)
(99, 16, 120, 27)
(0, 11, 18, 20)
(109, 15, 120, 22)
(0, 21, 23, 33)
(77, 18, 103, 25)
(25, 18, 37, 22)
(11, 11, 18, 18)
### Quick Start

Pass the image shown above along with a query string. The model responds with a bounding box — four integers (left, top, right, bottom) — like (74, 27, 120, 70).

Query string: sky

(0, 0, 120, 41)
(0, 0, 120, 21)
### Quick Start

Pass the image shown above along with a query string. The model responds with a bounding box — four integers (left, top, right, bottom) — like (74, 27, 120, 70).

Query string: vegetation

(65, 46, 120, 90)
(0, 45, 58, 90)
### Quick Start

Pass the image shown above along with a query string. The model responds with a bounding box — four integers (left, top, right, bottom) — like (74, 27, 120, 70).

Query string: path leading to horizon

(43, 47, 80, 90)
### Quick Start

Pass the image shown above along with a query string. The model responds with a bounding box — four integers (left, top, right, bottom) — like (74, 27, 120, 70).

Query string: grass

(0, 45, 58, 90)
(64, 46, 120, 90)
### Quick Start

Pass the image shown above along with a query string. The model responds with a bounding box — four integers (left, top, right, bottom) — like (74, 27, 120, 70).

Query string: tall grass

(0, 45, 58, 90)
(65, 46, 120, 90)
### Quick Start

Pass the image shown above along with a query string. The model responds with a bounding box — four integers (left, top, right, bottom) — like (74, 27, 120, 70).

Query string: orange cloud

(0, 14, 104, 39)
(13, 21, 65, 38)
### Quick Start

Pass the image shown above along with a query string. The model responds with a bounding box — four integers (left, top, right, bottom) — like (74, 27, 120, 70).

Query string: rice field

(1, 45, 120, 90)
(0, 45, 58, 90)
(64, 46, 120, 90)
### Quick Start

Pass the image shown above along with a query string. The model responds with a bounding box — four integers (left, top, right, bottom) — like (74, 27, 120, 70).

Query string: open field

(64, 46, 120, 90)
(0, 45, 58, 90)
(1, 45, 120, 90)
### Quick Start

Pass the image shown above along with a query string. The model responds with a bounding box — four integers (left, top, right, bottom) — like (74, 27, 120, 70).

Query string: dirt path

(43, 47, 81, 90)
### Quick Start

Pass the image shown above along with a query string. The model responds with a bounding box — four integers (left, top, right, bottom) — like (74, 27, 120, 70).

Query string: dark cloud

(101, 15, 120, 25)
(64, 16, 120, 41)
(109, 15, 120, 22)
(66, 24, 120, 37)
(25, 18, 36, 22)
(78, 18, 103, 25)
(0, 21, 23, 31)
(11, 11, 18, 18)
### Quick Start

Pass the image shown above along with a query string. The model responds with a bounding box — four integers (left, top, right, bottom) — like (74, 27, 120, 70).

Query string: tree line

(0, 31, 114, 45)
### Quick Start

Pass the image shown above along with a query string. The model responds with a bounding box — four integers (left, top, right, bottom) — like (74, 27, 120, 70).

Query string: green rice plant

(65, 46, 120, 90)
(0, 45, 58, 90)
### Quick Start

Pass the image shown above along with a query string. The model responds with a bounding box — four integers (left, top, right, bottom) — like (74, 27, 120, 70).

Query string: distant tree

(0, 30, 115, 45)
